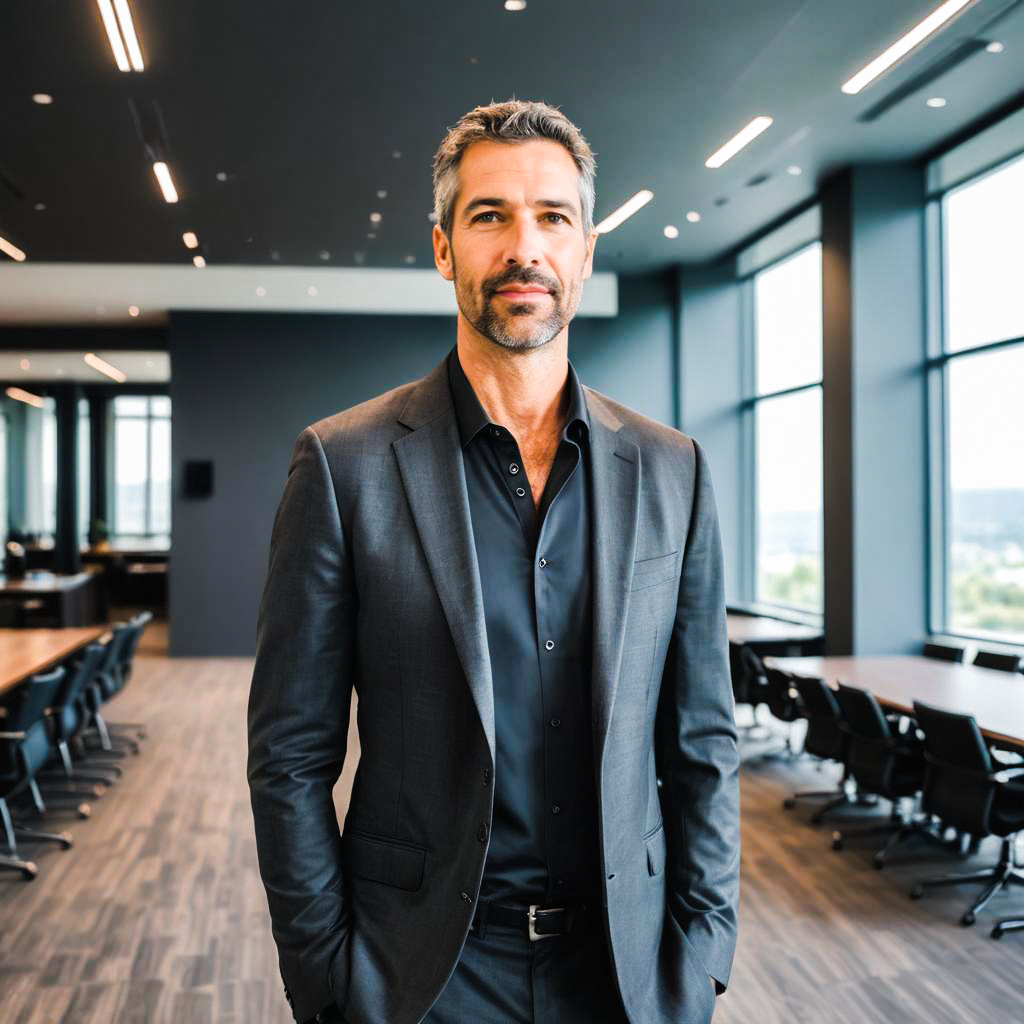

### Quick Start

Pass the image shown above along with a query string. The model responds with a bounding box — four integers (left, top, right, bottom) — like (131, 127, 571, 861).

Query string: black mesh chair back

(51, 643, 106, 742)
(94, 624, 135, 701)
(0, 666, 67, 784)
(118, 610, 153, 684)
(972, 650, 1022, 673)
(764, 666, 801, 724)
(912, 700, 995, 834)
(792, 675, 847, 763)
(728, 642, 750, 705)
(833, 683, 912, 796)
(922, 642, 964, 663)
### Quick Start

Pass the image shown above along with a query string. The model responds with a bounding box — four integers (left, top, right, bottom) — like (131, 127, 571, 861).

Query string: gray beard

(467, 295, 568, 352)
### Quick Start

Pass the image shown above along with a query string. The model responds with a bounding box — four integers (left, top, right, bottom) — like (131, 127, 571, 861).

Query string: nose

(502, 214, 542, 267)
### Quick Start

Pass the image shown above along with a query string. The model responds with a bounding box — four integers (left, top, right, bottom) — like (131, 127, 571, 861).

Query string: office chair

(921, 642, 964, 663)
(829, 684, 945, 869)
(783, 675, 853, 821)
(0, 666, 74, 881)
(82, 624, 140, 756)
(105, 610, 153, 742)
(909, 701, 1024, 926)
(972, 650, 1023, 673)
(729, 641, 772, 741)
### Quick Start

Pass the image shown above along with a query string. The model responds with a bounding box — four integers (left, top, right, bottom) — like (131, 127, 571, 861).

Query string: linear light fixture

(84, 352, 128, 383)
(705, 116, 774, 169)
(841, 0, 974, 95)
(152, 161, 179, 203)
(0, 235, 27, 261)
(6, 387, 44, 408)
(96, 0, 144, 72)
(594, 189, 654, 233)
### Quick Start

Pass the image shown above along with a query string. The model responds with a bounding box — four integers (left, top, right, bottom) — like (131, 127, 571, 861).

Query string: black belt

(471, 891, 596, 941)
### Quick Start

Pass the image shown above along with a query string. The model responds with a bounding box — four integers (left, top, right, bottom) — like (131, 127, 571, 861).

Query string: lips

(496, 287, 549, 296)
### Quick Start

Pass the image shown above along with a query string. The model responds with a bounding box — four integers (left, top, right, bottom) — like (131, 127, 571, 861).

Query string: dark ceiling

(1, 0, 1023, 275)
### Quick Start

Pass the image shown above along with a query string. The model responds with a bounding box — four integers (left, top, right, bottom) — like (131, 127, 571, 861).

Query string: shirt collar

(446, 345, 591, 450)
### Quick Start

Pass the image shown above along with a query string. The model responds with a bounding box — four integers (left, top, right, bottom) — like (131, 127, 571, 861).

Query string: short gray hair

(432, 99, 597, 240)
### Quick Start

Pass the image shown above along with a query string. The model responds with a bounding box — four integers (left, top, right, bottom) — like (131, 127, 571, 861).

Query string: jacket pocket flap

(343, 830, 426, 891)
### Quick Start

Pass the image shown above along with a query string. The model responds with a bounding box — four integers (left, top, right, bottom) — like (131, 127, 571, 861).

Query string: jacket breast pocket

(342, 829, 426, 891)
(630, 550, 679, 592)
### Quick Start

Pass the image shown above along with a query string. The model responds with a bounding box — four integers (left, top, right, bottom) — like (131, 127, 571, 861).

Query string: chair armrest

(0, 730, 27, 740)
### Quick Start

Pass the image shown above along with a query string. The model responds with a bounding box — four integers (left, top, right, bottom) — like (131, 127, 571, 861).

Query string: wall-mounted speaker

(184, 460, 214, 498)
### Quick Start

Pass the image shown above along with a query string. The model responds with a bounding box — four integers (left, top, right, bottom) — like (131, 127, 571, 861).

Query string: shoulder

(304, 377, 421, 454)
(584, 386, 698, 467)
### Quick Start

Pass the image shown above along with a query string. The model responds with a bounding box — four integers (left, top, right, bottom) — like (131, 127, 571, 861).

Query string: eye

(543, 212, 569, 224)
(471, 211, 500, 223)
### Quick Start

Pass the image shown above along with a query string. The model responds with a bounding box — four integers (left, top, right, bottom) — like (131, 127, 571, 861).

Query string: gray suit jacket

(247, 352, 740, 1024)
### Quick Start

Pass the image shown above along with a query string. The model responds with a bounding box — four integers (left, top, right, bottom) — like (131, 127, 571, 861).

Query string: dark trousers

(420, 907, 630, 1024)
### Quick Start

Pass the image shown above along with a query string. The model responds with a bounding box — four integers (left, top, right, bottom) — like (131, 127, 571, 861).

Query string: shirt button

(538, 557, 547, 568)
(482, 767, 491, 785)
(491, 427, 501, 437)
(515, 487, 526, 497)
(509, 463, 519, 474)
(551, 805, 561, 815)
(460, 891, 474, 904)
(550, 718, 561, 728)
(545, 640, 555, 651)
(555, 878, 564, 887)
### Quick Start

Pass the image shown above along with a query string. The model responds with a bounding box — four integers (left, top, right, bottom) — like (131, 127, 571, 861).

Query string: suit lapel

(585, 389, 642, 768)
(392, 357, 496, 763)
(391, 356, 641, 772)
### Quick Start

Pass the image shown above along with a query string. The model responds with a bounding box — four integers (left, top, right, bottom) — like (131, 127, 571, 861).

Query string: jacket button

(460, 891, 474, 904)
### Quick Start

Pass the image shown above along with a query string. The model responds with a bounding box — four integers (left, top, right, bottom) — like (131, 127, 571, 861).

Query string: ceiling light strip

(594, 189, 654, 233)
(0, 236, 27, 262)
(705, 116, 774, 169)
(84, 352, 128, 383)
(841, 0, 974, 95)
(96, 0, 131, 72)
(152, 161, 179, 203)
(112, 0, 144, 71)
(6, 386, 44, 408)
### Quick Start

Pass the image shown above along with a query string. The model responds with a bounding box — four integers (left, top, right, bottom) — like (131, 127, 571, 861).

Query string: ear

(581, 227, 598, 281)
(433, 224, 454, 281)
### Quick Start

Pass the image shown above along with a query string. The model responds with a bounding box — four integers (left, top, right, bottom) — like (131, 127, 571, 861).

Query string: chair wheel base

(992, 926, 1004, 939)
(783, 798, 795, 810)
(961, 911, 976, 927)
(832, 837, 843, 852)
(873, 855, 886, 870)
(910, 885, 923, 900)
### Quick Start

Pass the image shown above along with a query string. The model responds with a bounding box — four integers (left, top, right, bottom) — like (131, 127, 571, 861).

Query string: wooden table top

(0, 627, 109, 696)
(0, 571, 96, 594)
(769, 655, 1024, 749)
(727, 614, 823, 644)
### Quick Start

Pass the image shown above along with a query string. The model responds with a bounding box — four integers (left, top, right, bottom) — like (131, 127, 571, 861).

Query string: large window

(750, 243, 823, 614)
(936, 153, 1024, 645)
(111, 395, 171, 543)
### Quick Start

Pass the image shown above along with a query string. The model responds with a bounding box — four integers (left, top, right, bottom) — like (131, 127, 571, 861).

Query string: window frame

(109, 394, 172, 541)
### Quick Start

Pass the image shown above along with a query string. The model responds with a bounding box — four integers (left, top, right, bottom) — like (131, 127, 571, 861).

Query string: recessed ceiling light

(307, 285, 318, 297)
(319, 249, 331, 260)
(841, 0, 973, 95)
(404, 254, 416, 264)
(663, 225, 679, 239)
(32, 93, 53, 105)
(686, 211, 701, 223)
(0, 236, 27, 261)
(182, 231, 199, 249)
(705, 117, 774, 168)
(152, 161, 179, 203)
(216, 171, 228, 182)
(392, 150, 402, 159)
(594, 189, 654, 233)
(128, 305, 141, 317)
(926, 96, 947, 108)
(34, 202, 46, 211)
(84, 352, 128, 383)
(377, 189, 388, 199)
(505, 0, 527, 10)
(354, 251, 367, 264)
(192, 255, 206, 268)
(19, 358, 30, 370)
(786, 165, 803, 176)
(6, 387, 44, 409)
(255, 286, 266, 297)
(985, 40, 1005, 54)
(367, 233, 376, 240)
(270, 250, 280, 261)
(370, 212, 382, 223)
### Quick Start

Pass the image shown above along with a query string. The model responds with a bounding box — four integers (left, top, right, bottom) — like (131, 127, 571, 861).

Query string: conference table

(727, 613, 824, 656)
(768, 655, 1024, 751)
(0, 626, 109, 698)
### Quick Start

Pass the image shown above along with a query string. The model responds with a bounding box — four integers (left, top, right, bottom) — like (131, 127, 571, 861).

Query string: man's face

(432, 139, 598, 352)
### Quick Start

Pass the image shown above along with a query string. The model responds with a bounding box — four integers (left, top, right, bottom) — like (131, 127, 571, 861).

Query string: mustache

(483, 267, 560, 299)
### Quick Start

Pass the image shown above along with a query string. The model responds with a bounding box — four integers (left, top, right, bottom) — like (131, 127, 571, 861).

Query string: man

(247, 99, 740, 1024)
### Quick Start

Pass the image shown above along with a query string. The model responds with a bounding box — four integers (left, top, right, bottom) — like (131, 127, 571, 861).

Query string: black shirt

(447, 346, 601, 906)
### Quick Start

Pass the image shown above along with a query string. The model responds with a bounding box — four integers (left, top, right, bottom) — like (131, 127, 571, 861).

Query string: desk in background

(727, 612, 824, 657)
(0, 626, 109, 698)
(0, 570, 108, 628)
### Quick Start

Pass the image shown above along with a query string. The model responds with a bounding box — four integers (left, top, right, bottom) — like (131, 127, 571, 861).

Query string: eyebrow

(462, 197, 578, 218)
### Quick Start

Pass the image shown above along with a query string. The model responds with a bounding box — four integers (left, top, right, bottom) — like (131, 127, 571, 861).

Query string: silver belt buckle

(528, 904, 558, 942)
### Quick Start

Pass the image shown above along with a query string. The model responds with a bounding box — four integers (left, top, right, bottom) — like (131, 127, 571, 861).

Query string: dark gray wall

(168, 273, 676, 656)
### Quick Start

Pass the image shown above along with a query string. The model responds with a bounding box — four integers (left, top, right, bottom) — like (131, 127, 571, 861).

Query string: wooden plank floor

(1, 628, 1022, 1022)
